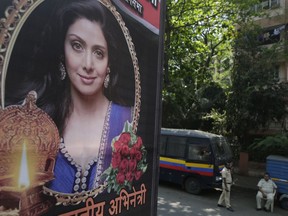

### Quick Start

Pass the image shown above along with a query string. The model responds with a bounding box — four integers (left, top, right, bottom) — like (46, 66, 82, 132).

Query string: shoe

(217, 204, 225, 207)
(227, 207, 234, 212)
(264, 208, 269, 212)
(256, 208, 262, 211)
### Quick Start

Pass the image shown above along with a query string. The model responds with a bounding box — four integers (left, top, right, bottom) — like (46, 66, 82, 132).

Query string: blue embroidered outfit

(48, 102, 132, 193)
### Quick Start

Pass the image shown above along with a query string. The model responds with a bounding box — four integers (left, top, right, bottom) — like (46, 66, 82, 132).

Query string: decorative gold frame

(0, 0, 141, 205)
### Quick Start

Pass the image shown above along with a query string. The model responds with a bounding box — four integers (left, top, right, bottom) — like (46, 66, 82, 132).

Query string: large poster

(0, 0, 164, 215)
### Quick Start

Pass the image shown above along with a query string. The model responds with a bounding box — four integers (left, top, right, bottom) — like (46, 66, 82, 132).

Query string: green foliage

(203, 109, 227, 135)
(163, 0, 241, 129)
(226, 22, 288, 145)
(163, 0, 288, 162)
(248, 134, 288, 162)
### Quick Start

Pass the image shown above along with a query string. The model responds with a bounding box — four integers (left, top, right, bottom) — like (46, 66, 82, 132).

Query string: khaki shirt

(221, 167, 232, 183)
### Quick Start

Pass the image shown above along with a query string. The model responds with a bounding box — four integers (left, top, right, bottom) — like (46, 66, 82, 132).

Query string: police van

(159, 128, 233, 194)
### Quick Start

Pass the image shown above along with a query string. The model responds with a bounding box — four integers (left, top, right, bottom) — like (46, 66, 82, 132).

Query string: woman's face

(64, 18, 108, 98)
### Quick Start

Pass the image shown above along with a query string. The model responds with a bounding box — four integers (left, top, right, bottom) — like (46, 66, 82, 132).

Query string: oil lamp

(0, 91, 59, 215)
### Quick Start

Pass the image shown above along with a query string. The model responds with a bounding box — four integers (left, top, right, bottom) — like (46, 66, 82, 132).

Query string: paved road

(157, 181, 287, 216)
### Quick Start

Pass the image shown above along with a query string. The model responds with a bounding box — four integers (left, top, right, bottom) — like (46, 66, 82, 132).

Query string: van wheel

(280, 197, 288, 210)
(185, 177, 201, 194)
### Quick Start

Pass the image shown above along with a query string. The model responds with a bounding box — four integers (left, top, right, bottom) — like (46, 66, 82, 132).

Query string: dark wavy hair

(5, 0, 134, 134)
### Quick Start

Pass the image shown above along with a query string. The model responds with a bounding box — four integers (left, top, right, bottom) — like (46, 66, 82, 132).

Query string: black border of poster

(151, 0, 166, 215)
(0, 0, 165, 215)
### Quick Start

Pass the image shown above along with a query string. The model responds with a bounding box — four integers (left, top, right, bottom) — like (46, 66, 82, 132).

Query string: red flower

(119, 158, 128, 172)
(129, 147, 137, 159)
(135, 150, 142, 162)
(134, 137, 143, 150)
(111, 152, 122, 168)
(135, 170, 143, 180)
(126, 171, 134, 183)
(128, 159, 137, 172)
(118, 132, 131, 145)
(116, 172, 125, 184)
(114, 140, 122, 152)
(121, 144, 130, 157)
(102, 126, 147, 194)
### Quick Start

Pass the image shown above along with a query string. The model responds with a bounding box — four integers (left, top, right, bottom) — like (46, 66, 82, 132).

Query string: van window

(212, 137, 232, 162)
(187, 144, 211, 161)
(160, 135, 167, 155)
(187, 138, 211, 162)
(215, 141, 225, 155)
(166, 136, 186, 158)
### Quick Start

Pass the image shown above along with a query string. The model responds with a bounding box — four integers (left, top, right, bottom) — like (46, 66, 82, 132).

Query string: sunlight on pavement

(158, 196, 224, 216)
(169, 202, 181, 207)
(157, 197, 166, 204)
(203, 208, 217, 213)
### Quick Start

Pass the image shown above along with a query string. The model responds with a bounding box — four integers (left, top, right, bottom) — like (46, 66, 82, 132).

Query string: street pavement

(157, 183, 287, 216)
(157, 174, 287, 216)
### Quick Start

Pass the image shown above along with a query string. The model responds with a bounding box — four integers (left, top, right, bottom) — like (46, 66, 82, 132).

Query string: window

(160, 136, 167, 155)
(255, 0, 280, 11)
(271, 0, 280, 8)
(258, 25, 285, 45)
(187, 138, 211, 162)
(166, 136, 186, 158)
(212, 137, 233, 162)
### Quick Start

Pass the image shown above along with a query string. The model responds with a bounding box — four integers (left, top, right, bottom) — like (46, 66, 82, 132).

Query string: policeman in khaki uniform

(217, 161, 234, 212)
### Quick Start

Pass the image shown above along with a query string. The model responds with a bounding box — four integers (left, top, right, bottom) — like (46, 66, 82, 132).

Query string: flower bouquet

(101, 121, 147, 194)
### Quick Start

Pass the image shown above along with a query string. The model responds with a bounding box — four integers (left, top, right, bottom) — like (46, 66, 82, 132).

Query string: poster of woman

(0, 0, 164, 215)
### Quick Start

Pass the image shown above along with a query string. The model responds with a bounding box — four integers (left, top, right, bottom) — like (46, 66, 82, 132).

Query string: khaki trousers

(218, 183, 231, 208)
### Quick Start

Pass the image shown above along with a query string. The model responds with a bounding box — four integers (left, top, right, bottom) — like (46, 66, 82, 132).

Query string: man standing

(217, 161, 234, 212)
(256, 172, 277, 211)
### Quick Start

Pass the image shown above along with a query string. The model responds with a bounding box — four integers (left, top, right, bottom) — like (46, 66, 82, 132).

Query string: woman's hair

(5, 0, 135, 134)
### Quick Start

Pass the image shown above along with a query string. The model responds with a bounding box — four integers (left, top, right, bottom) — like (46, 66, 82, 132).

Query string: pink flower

(116, 172, 125, 184)
(111, 152, 122, 168)
(135, 170, 143, 180)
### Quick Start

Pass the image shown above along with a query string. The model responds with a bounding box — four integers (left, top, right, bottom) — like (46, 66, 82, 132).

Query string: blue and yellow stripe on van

(160, 156, 214, 176)
(271, 177, 288, 194)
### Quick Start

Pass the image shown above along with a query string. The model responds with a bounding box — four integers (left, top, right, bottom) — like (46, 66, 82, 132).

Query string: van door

(159, 135, 187, 185)
(185, 138, 214, 191)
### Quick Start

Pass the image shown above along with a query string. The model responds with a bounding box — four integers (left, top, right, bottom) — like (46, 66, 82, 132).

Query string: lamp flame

(18, 143, 30, 188)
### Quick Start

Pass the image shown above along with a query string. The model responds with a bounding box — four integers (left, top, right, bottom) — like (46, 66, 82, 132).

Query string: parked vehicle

(159, 128, 233, 194)
(266, 155, 288, 210)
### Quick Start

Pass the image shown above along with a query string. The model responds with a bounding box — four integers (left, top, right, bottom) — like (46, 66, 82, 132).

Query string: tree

(162, 0, 257, 131)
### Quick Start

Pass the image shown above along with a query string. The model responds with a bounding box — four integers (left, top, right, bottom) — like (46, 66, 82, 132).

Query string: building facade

(253, 0, 288, 133)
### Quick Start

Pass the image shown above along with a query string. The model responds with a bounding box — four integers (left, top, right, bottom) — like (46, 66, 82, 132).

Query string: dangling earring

(104, 67, 110, 88)
(59, 58, 66, 80)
